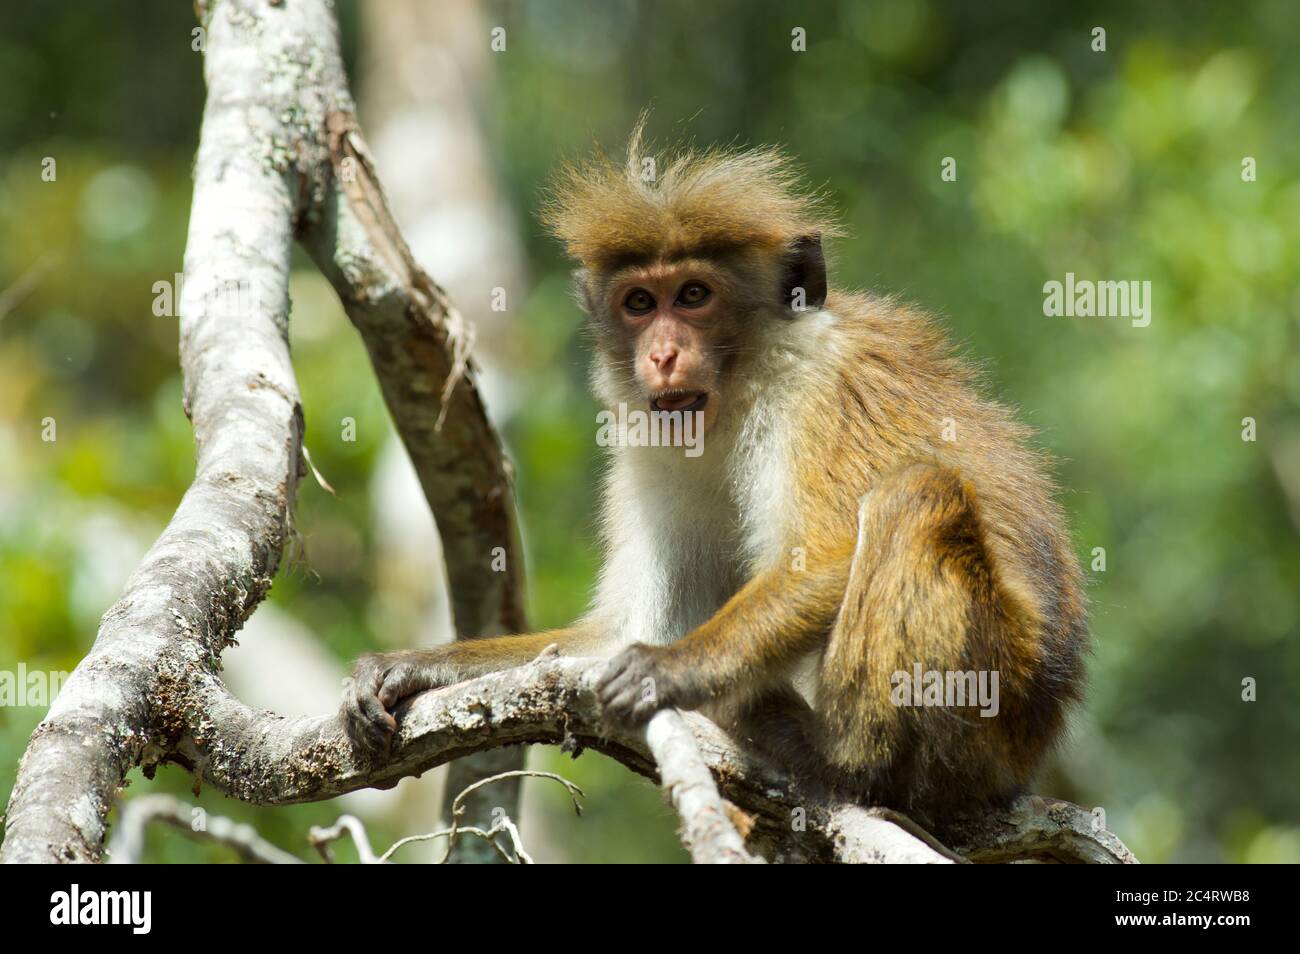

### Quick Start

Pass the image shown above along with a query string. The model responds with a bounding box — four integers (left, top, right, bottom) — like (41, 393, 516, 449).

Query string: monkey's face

(595, 258, 741, 433)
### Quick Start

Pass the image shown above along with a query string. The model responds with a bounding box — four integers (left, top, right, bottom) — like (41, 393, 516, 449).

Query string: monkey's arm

(597, 543, 854, 724)
(343, 624, 601, 753)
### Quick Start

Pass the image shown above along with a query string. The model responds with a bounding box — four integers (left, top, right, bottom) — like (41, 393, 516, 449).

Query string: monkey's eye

(677, 282, 711, 307)
(623, 289, 655, 315)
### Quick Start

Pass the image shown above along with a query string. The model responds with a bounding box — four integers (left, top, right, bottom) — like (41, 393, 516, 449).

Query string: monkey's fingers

(377, 659, 436, 710)
(597, 675, 656, 726)
(596, 643, 672, 728)
(343, 687, 397, 755)
(598, 688, 663, 730)
(595, 665, 637, 705)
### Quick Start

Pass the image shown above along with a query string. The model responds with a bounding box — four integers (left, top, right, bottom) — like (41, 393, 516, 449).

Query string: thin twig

(108, 794, 303, 864)
(436, 769, 584, 863)
(309, 814, 379, 864)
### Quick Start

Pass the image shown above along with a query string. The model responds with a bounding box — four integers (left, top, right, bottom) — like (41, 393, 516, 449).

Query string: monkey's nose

(648, 345, 678, 375)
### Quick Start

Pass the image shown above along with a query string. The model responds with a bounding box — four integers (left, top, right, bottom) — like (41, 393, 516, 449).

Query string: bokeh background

(1, 0, 1297, 863)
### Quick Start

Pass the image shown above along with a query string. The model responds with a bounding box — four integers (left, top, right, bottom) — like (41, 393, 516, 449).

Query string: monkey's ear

(781, 233, 827, 315)
(573, 268, 597, 315)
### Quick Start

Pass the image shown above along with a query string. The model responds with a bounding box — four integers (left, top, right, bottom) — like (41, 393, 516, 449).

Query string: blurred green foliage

(0, 0, 1296, 863)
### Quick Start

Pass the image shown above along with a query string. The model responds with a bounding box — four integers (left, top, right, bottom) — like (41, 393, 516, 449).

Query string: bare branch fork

(0, 0, 1135, 865)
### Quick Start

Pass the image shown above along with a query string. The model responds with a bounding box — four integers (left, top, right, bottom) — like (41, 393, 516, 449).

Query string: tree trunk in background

(360, 0, 530, 864)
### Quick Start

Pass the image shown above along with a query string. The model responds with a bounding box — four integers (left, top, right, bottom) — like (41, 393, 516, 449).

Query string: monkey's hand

(342, 651, 452, 756)
(597, 643, 701, 727)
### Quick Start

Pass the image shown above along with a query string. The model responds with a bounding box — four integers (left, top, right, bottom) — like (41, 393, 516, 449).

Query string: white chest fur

(589, 398, 796, 648)
(586, 309, 838, 650)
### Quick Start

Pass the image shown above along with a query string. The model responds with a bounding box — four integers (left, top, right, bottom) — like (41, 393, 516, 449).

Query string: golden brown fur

(542, 119, 841, 268)
(342, 128, 1089, 822)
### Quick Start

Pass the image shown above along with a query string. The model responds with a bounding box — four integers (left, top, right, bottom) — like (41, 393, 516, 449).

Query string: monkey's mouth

(650, 390, 709, 414)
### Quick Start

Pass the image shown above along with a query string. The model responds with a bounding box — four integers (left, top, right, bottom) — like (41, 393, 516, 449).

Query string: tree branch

(643, 710, 762, 863)
(0, 0, 528, 868)
(108, 795, 304, 865)
(1, 0, 317, 863)
(304, 110, 526, 639)
(166, 654, 1133, 864)
(302, 93, 529, 869)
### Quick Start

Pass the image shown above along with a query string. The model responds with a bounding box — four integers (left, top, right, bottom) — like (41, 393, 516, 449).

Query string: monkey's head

(541, 123, 839, 435)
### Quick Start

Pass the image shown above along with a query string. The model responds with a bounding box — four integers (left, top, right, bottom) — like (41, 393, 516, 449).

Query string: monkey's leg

(344, 624, 602, 753)
(715, 685, 833, 785)
(814, 463, 1059, 816)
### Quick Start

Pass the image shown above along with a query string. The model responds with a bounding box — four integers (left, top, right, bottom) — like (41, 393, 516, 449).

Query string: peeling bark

(306, 111, 525, 638)
(944, 795, 1140, 864)
(302, 110, 528, 861)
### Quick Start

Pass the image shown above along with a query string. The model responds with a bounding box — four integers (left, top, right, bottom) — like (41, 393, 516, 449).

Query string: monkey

(342, 126, 1088, 821)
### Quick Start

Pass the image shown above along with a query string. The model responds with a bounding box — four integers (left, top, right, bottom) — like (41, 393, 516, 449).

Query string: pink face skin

(609, 259, 733, 433)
